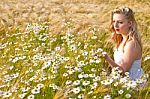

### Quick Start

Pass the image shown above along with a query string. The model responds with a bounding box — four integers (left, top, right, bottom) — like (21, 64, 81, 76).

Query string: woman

(103, 7, 144, 80)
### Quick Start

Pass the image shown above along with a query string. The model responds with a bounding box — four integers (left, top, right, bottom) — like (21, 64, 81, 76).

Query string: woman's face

(112, 13, 132, 35)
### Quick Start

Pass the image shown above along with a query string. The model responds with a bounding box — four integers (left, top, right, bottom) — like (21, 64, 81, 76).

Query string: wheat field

(0, 0, 150, 99)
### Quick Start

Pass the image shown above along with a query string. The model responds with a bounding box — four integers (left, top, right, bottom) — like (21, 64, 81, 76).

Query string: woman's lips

(115, 29, 120, 32)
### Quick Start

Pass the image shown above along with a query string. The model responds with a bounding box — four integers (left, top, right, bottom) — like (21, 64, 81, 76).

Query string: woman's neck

(122, 35, 128, 41)
(116, 34, 129, 52)
(121, 34, 128, 42)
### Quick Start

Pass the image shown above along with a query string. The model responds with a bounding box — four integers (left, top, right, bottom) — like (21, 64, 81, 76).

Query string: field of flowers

(0, 0, 150, 99)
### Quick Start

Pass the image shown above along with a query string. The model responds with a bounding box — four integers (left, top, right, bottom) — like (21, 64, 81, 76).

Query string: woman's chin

(116, 31, 121, 34)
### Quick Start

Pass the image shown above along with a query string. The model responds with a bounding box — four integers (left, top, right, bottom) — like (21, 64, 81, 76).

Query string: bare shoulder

(125, 39, 141, 50)
(124, 39, 142, 59)
(125, 40, 136, 49)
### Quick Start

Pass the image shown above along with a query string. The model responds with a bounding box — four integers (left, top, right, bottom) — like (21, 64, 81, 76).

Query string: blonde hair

(110, 7, 142, 52)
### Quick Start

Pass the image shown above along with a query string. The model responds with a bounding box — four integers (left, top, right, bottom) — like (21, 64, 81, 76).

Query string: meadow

(0, 0, 150, 99)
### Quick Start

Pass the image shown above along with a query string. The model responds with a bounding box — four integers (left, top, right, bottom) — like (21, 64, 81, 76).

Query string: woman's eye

(112, 21, 115, 23)
(112, 21, 123, 24)
(119, 21, 123, 24)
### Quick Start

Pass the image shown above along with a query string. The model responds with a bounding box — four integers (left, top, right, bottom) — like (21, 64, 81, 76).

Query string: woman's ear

(128, 21, 133, 27)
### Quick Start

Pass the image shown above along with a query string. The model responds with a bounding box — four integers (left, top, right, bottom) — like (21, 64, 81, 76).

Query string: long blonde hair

(110, 7, 142, 51)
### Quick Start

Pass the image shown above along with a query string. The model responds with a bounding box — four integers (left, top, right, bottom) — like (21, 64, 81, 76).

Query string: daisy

(31, 87, 40, 94)
(104, 94, 111, 99)
(27, 94, 34, 99)
(72, 87, 80, 94)
(73, 80, 80, 86)
(125, 94, 131, 98)
(82, 80, 90, 86)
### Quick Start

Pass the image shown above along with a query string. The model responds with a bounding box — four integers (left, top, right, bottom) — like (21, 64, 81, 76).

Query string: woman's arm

(103, 40, 140, 73)
(103, 52, 125, 73)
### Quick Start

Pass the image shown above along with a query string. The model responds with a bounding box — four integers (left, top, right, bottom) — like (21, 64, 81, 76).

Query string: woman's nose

(114, 22, 118, 28)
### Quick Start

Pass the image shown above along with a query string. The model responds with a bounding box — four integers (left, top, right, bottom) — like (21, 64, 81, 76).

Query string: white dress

(114, 49, 144, 80)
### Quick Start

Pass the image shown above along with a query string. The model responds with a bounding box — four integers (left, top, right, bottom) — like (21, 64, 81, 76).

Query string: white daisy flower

(73, 80, 80, 86)
(104, 94, 111, 99)
(82, 80, 90, 86)
(118, 89, 124, 94)
(125, 94, 131, 98)
(31, 87, 40, 94)
(27, 94, 34, 99)
(72, 87, 80, 94)
(2, 92, 12, 98)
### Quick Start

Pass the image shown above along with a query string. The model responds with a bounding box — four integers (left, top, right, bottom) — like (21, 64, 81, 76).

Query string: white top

(114, 49, 144, 80)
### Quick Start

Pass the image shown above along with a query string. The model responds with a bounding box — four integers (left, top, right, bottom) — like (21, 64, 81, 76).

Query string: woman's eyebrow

(113, 19, 124, 21)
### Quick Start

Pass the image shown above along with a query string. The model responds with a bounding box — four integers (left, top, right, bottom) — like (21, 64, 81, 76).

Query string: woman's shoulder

(124, 39, 142, 58)
(125, 39, 139, 50)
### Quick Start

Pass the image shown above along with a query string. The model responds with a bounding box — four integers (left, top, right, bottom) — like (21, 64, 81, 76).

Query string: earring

(124, 7, 129, 12)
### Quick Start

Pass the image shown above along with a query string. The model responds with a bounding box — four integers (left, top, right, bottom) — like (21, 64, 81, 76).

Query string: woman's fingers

(102, 52, 107, 57)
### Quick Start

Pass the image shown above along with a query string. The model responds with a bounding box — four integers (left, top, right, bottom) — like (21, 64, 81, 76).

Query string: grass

(0, 0, 150, 99)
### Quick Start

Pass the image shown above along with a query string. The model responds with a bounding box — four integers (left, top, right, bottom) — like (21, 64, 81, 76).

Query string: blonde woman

(103, 7, 144, 80)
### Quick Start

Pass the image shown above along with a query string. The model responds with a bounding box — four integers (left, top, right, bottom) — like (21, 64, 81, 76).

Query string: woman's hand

(102, 52, 110, 61)
(101, 51, 124, 73)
